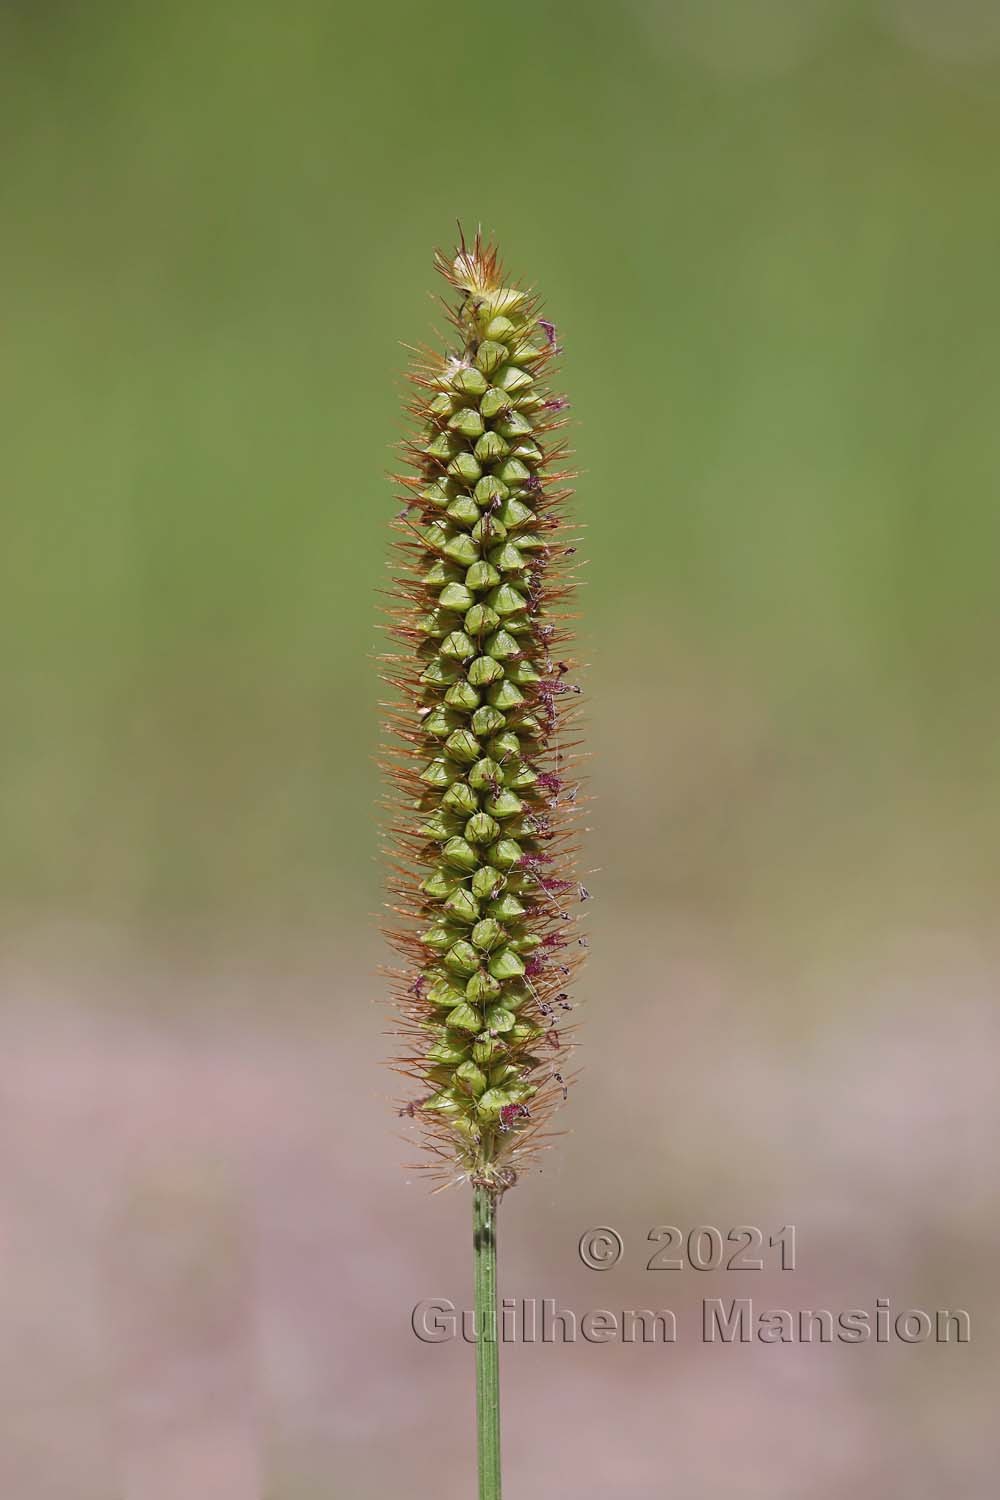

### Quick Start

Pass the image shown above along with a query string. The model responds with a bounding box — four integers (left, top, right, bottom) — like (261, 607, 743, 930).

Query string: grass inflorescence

(380, 229, 587, 1197)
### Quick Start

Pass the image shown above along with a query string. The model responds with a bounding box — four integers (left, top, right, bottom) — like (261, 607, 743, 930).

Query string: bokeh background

(3, 0, 998, 1495)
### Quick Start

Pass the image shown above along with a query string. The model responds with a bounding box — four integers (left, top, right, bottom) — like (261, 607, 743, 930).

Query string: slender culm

(380, 229, 586, 1498)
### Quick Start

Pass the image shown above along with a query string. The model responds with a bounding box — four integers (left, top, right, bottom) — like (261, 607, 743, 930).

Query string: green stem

(473, 1185, 502, 1500)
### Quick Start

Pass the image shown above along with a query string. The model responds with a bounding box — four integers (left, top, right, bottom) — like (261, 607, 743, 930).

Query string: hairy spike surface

(381, 230, 585, 1195)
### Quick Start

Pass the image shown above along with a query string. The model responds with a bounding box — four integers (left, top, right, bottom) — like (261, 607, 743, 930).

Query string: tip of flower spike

(434, 225, 527, 319)
(435, 224, 501, 294)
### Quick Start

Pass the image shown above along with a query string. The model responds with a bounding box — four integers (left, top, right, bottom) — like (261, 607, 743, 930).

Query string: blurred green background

(5, 0, 999, 960)
(2, 3, 998, 1498)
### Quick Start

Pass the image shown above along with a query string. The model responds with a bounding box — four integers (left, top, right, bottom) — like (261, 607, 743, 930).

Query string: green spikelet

(382, 230, 585, 1196)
